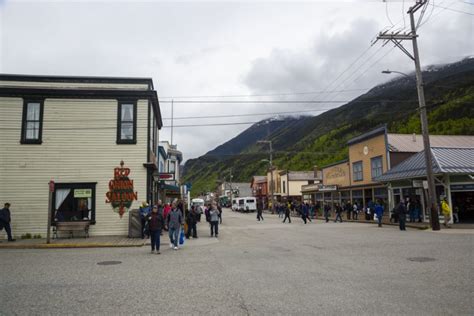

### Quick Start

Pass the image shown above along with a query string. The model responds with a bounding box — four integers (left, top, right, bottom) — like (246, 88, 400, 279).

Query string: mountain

(183, 57, 474, 196)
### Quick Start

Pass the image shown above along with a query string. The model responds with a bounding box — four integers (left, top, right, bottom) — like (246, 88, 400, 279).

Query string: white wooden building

(0, 74, 162, 237)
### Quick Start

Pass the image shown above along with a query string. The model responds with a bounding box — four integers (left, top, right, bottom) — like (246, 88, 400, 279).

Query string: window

(169, 160, 176, 173)
(353, 161, 363, 181)
(283, 181, 286, 193)
(117, 101, 137, 144)
(21, 100, 44, 144)
(52, 183, 96, 225)
(371, 156, 383, 179)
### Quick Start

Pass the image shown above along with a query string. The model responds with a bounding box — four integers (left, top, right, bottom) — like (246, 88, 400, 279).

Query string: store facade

(0, 74, 162, 237)
(375, 147, 474, 224)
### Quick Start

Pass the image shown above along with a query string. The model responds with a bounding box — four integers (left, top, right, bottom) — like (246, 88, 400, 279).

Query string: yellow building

(0, 74, 162, 237)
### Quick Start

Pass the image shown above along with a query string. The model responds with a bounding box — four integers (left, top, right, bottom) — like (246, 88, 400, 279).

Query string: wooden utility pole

(376, 0, 440, 230)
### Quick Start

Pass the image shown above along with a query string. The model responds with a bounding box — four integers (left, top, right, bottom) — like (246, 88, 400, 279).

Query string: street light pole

(376, 0, 440, 230)
(258, 140, 274, 213)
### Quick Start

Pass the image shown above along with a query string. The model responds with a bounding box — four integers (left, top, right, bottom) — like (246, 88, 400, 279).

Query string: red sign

(105, 161, 138, 218)
(49, 180, 55, 193)
(158, 173, 175, 180)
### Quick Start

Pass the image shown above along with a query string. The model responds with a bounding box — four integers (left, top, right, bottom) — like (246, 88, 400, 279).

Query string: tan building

(280, 170, 321, 202)
(0, 74, 162, 238)
(308, 126, 472, 215)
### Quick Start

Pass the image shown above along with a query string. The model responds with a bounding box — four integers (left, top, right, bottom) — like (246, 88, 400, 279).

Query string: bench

(53, 221, 90, 239)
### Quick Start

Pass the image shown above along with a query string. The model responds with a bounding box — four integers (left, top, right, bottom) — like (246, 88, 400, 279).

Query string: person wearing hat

(139, 201, 150, 239)
(441, 197, 452, 228)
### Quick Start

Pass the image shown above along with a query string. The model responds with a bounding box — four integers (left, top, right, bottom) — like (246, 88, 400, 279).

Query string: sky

(1, 0, 473, 161)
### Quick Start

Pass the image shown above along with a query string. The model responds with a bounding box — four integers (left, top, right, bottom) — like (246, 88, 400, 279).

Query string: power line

(161, 99, 419, 104)
(430, 2, 474, 14)
(159, 88, 371, 99)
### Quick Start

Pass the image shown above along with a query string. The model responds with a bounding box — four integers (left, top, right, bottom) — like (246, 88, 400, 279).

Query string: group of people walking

(139, 199, 223, 254)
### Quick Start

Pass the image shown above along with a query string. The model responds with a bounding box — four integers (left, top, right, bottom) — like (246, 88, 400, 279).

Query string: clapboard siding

(0, 97, 151, 237)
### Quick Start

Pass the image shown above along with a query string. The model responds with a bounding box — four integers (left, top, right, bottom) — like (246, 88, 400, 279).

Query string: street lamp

(382, 68, 440, 230)
(258, 140, 274, 213)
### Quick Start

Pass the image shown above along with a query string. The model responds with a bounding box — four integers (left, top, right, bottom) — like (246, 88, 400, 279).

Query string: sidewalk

(0, 236, 146, 249)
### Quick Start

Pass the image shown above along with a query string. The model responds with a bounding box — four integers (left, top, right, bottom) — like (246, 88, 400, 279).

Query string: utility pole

(170, 99, 174, 146)
(257, 140, 274, 213)
(375, 0, 440, 230)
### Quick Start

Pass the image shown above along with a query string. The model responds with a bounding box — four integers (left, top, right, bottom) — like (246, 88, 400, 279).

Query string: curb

(0, 242, 145, 250)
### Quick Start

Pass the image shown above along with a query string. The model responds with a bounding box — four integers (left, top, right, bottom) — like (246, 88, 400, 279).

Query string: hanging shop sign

(105, 160, 138, 218)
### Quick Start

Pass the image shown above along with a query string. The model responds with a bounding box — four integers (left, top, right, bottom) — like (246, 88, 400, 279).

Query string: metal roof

(387, 134, 474, 152)
(252, 176, 267, 183)
(375, 147, 474, 182)
(347, 126, 386, 146)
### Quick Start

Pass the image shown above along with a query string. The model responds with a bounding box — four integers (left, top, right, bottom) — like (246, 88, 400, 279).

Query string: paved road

(1, 210, 473, 315)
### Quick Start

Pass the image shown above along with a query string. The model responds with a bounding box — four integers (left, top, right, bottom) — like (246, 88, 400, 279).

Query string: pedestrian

(139, 201, 150, 239)
(166, 201, 183, 250)
(334, 204, 343, 223)
(396, 200, 407, 231)
(374, 201, 384, 227)
(209, 202, 220, 237)
(278, 203, 284, 218)
(148, 205, 164, 254)
(453, 206, 459, 224)
(324, 204, 330, 223)
(282, 204, 291, 223)
(301, 203, 308, 224)
(0, 203, 15, 242)
(352, 203, 359, 220)
(441, 197, 452, 228)
(309, 203, 315, 219)
(163, 203, 171, 230)
(346, 202, 352, 220)
(408, 198, 416, 223)
(257, 202, 264, 221)
(218, 205, 223, 224)
(186, 205, 198, 239)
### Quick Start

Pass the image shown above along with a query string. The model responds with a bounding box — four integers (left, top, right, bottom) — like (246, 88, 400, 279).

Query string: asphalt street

(1, 209, 473, 315)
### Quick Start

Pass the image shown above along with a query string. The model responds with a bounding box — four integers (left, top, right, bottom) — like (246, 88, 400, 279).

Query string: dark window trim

(20, 99, 44, 144)
(117, 100, 137, 144)
(51, 182, 97, 225)
(352, 160, 363, 182)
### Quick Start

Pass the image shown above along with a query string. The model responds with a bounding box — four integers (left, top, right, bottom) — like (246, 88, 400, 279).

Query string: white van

(191, 198, 205, 213)
(243, 197, 257, 212)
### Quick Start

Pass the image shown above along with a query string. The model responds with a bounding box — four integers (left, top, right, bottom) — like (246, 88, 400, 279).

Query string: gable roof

(375, 147, 474, 182)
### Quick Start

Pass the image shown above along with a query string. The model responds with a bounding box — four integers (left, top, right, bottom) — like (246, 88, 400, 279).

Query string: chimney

(313, 165, 318, 179)
(412, 133, 416, 142)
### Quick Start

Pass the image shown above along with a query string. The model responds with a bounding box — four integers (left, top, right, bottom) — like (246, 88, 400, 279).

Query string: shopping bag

(179, 229, 185, 245)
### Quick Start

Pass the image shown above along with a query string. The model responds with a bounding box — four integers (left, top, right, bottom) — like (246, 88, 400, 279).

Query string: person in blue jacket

(375, 201, 384, 227)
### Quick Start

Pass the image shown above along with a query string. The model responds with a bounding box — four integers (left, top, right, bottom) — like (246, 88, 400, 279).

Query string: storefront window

(52, 183, 96, 224)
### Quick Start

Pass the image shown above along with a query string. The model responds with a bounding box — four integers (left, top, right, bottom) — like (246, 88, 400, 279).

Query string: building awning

(164, 184, 180, 192)
(375, 147, 474, 182)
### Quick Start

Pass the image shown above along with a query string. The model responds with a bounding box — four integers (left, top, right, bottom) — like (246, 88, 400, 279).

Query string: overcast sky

(1, 0, 472, 161)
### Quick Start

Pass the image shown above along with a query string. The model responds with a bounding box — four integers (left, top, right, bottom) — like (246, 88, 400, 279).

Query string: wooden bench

(53, 221, 90, 239)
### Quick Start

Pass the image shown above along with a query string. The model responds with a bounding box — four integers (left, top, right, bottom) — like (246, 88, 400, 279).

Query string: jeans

(399, 216, 406, 231)
(186, 222, 197, 238)
(377, 215, 383, 227)
(3, 222, 13, 240)
(283, 214, 291, 223)
(141, 217, 147, 238)
(353, 211, 358, 220)
(257, 212, 264, 221)
(324, 212, 329, 222)
(302, 215, 307, 224)
(210, 221, 219, 236)
(335, 213, 343, 222)
(168, 226, 180, 247)
(150, 229, 161, 251)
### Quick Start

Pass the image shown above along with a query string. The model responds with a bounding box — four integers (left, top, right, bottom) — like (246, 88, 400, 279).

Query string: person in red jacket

(162, 203, 171, 231)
